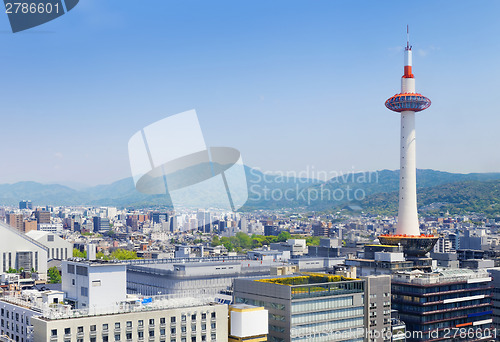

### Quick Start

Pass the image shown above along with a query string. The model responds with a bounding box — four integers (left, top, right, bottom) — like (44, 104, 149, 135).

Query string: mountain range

(1, 168, 500, 215)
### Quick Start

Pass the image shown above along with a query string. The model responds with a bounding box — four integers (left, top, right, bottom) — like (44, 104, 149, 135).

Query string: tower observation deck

(378, 27, 437, 256)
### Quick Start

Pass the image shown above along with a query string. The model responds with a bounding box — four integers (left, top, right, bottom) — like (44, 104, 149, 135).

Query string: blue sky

(1, 0, 499, 186)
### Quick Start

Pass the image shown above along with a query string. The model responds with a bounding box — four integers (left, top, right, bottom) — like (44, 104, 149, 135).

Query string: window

(103, 324, 109, 331)
(210, 323, 216, 329)
(72, 279, 75, 286)
(103, 336, 109, 342)
(160, 329, 165, 336)
(126, 333, 132, 340)
(171, 328, 176, 334)
(115, 323, 120, 329)
(76, 265, 88, 276)
(138, 331, 144, 339)
(191, 314, 196, 321)
(181, 326, 186, 333)
(149, 319, 154, 326)
(149, 330, 154, 337)
(90, 325, 96, 332)
(77, 339, 83, 342)
(126, 321, 132, 328)
(68, 264, 75, 274)
(80, 286, 88, 297)
(115, 334, 121, 341)
(92, 280, 101, 287)
(191, 337, 196, 342)
(171, 317, 176, 323)
(77, 326, 83, 333)
(210, 312, 215, 319)
(201, 324, 206, 331)
(90, 338, 96, 342)
(191, 324, 196, 332)
(181, 315, 186, 322)
(201, 313, 206, 320)
(160, 318, 165, 325)
(51, 329, 57, 337)
(211, 334, 216, 340)
(64, 328, 70, 335)
(138, 320, 144, 327)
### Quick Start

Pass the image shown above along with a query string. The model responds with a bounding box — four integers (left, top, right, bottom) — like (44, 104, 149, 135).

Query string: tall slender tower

(379, 27, 436, 256)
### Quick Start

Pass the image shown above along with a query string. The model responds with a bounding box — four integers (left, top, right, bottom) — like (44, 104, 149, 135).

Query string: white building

(0, 222, 47, 280)
(1, 290, 228, 342)
(62, 260, 127, 310)
(37, 223, 63, 235)
(0, 295, 39, 341)
(26, 231, 72, 260)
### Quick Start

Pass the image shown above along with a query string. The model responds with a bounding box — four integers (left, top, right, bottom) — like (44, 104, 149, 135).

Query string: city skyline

(1, 1, 500, 186)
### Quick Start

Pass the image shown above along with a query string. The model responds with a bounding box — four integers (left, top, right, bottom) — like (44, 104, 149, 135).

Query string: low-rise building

(26, 231, 72, 261)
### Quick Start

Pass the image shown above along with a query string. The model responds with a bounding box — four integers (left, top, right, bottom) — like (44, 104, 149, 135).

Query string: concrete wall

(0, 222, 47, 278)
(26, 231, 72, 260)
(62, 261, 127, 310)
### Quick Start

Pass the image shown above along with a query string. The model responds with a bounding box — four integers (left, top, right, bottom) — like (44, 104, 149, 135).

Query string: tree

(211, 235, 221, 247)
(73, 248, 87, 258)
(252, 239, 262, 248)
(96, 251, 110, 260)
(48, 266, 61, 284)
(277, 231, 292, 242)
(7, 268, 17, 273)
(235, 232, 252, 249)
(110, 249, 139, 260)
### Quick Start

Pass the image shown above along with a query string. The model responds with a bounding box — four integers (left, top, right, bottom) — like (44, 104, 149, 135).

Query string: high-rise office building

(233, 273, 368, 342)
(7, 213, 24, 231)
(23, 219, 38, 233)
(391, 269, 493, 341)
(487, 268, 500, 333)
(93, 216, 111, 233)
(19, 200, 32, 210)
(34, 210, 51, 224)
(152, 211, 168, 224)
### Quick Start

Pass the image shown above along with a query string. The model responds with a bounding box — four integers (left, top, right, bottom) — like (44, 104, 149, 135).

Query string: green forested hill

(356, 180, 500, 217)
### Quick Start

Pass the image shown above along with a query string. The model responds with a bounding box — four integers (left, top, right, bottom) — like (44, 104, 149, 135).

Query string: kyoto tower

(378, 27, 438, 256)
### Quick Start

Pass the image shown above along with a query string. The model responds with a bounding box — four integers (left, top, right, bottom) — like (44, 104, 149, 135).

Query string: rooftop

(392, 269, 491, 285)
(255, 273, 356, 286)
(1, 292, 218, 321)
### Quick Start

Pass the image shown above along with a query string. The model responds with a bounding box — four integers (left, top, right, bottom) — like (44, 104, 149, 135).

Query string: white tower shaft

(396, 48, 420, 236)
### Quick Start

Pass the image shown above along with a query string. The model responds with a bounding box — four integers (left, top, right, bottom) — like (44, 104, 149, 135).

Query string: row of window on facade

(50, 313, 218, 336)
(0, 309, 30, 325)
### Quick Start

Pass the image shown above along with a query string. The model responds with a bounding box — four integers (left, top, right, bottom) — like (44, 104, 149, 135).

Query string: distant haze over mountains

(1, 168, 500, 215)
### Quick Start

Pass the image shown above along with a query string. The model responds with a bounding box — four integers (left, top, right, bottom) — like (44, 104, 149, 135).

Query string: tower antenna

(406, 25, 411, 50)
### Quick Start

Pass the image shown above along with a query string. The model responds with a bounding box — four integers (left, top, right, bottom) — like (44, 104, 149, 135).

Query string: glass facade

(235, 278, 365, 342)
(385, 94, 431, 112)
(392, 277, 492, 341)
(291, 295, 353, 312)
